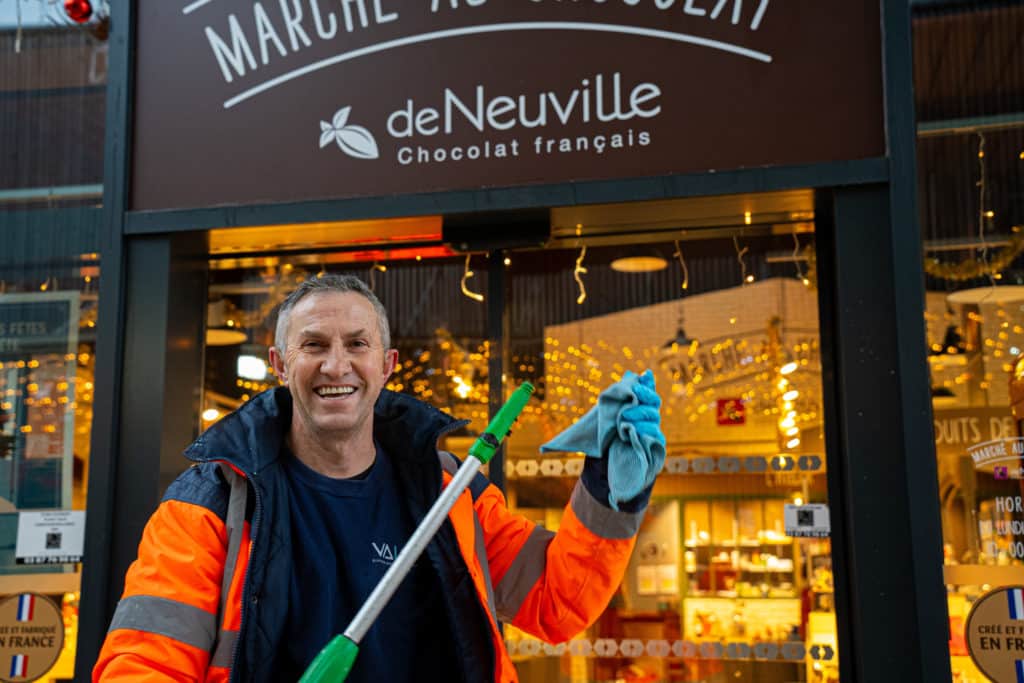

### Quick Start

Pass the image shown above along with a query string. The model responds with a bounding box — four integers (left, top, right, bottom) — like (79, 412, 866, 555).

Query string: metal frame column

(816, 185, 951, 683)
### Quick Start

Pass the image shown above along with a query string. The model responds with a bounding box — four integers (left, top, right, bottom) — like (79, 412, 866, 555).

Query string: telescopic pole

(298, 382, 535, 683)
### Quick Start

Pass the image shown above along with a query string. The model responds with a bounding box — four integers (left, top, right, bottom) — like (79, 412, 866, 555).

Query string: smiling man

(269, 283, 397, 479)
(93, 273, 664, 683)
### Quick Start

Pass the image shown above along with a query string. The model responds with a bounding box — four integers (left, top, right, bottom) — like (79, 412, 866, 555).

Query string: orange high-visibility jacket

(94, 389, 645, 683)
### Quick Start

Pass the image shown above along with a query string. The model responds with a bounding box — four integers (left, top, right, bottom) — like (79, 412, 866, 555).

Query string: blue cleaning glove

(541, 369, 666, 510)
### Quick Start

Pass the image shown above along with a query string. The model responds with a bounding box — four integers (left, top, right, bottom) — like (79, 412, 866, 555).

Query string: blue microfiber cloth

(541, 369, 666, 510)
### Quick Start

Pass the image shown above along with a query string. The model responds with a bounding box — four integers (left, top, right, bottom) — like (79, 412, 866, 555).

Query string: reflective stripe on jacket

(93, 388, 643, 682)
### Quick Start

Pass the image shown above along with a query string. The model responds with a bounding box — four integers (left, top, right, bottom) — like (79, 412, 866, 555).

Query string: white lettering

(279, 0, 312, 51)
(372, 0, 398, 22)
(341, 0, 369, 32)
(751, 0, 770, 30)
(549, 90, 579, 125)
(486, 96, 517, 130)
(205, 14, 257, 83)
(253, 2, 288, 65)
(630, 83, 662, 117)
(415, 108, 440, 136)
(445, 86, 486, 133)
(387, 100, 414, 138)
(991, 417, 1016, 440)
(995, 496, 1023, 514)
(395, 75, 660, 138)
(394, 139, 520, 165)
(684, 0, 707, 17)
(308, 0, 337, 39)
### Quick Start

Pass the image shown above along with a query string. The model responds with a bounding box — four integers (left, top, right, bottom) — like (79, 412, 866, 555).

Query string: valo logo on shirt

(371, 542, 399, 565)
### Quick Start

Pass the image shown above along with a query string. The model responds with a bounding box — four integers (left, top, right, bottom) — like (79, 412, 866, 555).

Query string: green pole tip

(298, 635, 359, 683)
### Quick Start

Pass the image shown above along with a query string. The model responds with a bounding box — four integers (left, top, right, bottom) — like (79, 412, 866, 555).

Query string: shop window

(199, 203, 839, 682)
(503, 232, 838, 683)
(0, 260, 99, 683)
(0, 6, 108, 211)
(914, 4, 1024, 679)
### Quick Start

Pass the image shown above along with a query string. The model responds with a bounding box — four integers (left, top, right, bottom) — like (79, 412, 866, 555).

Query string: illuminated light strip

(507, 455, 825, 478)
(224, 22, 773, 109)
(505, 637, 823, 662)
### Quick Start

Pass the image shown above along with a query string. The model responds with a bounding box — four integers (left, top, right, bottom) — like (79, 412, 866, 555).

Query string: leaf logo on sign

(319, 106, 379, 160)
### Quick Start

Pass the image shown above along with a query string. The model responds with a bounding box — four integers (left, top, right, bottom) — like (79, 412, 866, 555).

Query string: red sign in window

(716, 399, 746, 426)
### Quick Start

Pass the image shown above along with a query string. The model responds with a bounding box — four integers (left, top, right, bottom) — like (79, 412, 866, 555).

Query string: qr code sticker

(797, 509, 815, 527)
(46, 532, 62, 549)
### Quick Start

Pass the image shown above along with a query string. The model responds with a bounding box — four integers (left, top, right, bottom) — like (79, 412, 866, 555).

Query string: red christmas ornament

(64, 0, 93, 24)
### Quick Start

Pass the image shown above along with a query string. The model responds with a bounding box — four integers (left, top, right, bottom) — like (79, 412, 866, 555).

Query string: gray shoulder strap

(217, 464, 247, 625)
(437, 450, 460, 476)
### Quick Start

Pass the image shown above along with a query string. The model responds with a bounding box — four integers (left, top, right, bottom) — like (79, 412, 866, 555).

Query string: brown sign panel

(133, 1, 884, 211)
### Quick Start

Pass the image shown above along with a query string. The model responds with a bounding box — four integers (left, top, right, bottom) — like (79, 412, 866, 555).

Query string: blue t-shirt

(271, 445, 460, 682)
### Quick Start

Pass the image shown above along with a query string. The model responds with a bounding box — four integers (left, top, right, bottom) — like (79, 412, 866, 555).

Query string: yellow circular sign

(0, 594, 64, 683)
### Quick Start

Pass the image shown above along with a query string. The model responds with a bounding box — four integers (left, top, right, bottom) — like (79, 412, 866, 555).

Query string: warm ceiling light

(206, 329, 248, 346)
(780, 361, 798, 375)
(202, 408, 220, 422)
(610, 256, 668, 273)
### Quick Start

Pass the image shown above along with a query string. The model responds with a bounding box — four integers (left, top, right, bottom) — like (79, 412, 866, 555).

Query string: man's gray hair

(274, 273, 391, 352)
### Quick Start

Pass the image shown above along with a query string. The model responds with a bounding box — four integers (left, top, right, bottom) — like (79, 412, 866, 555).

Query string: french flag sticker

(9, 654, 27, 679)
(1009, 588, 1024, 620)
(1016, 658, 1024, 683)
(15, 595, 33, 623)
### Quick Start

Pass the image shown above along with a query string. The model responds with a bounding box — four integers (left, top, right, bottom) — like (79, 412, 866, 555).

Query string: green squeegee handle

(468, 382, 535, 464)
(298, 382, 535, 683)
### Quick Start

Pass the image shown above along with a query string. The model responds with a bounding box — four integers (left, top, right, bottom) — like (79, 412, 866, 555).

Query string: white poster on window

(15, 510, 85, 564)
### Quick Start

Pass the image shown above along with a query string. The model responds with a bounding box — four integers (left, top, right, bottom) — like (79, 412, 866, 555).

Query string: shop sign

(934, 407, 1017, 451)
(134, 1, 884, 210)
(784, 503, 829, 538)
(966, 586, 1024, 683)
(0, 593, 64, 683)
(0, 294, 77, 358)
(15, 511, 85, 565)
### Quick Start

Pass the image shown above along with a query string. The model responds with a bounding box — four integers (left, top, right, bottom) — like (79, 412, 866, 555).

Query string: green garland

(924, 226, 1024, 281)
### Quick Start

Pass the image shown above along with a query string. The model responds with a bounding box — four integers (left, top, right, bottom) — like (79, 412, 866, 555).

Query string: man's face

(269, 290, 397, 443)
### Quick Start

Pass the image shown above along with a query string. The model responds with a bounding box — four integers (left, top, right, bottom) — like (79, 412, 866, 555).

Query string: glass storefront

(913, 2, 1024, 681)
(1, 5, 107, 682)
(0, 257, 99, 682)
(199, 192, 839, 682)
(0, 6, 106, 211)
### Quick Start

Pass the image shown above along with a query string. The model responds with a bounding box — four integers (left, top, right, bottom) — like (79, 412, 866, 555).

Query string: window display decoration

(62, 0, 90, 24)
(924, 225, 1024, 281)
(505, 454, 825, 479)
(460, 254, 484, 303)
(573, 246, 588, 305)
(672, 241, 690, 292)
(367, 262, 387, 291)
(502, 634, 832, 664)
(791, 234, 811, 287)
(924, 133, 1024, 282)
(733, 235, 755, 285)
(6, 0, 109, 53)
